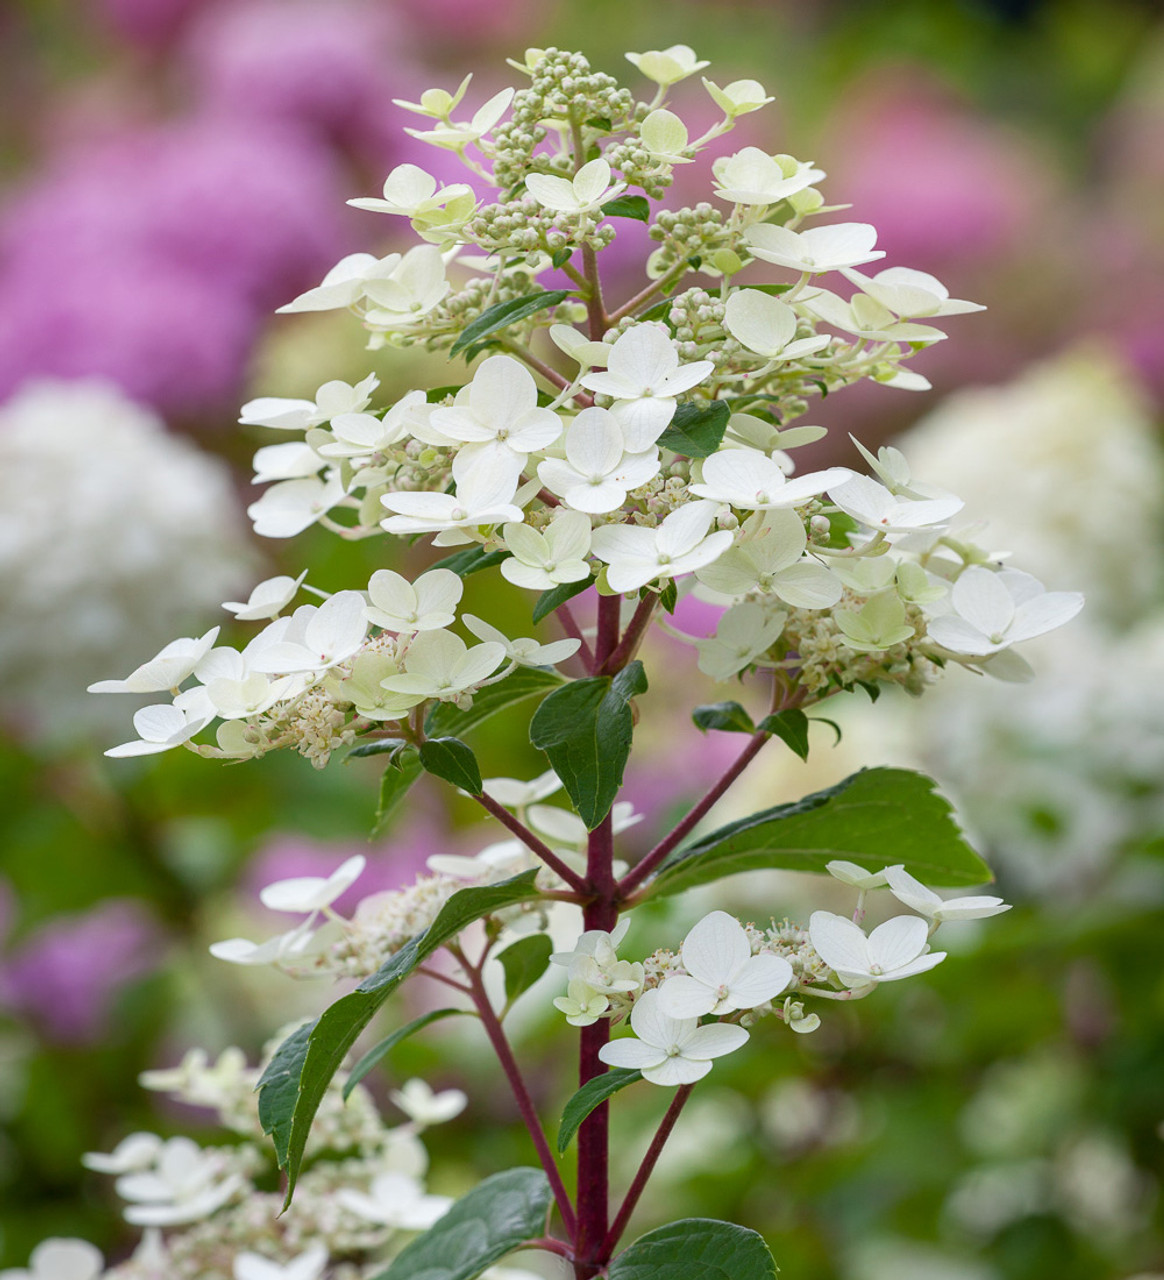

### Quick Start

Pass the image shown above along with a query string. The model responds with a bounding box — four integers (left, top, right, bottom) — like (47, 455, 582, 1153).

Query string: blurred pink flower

(0, 900, 164, 1043)
(93, 0, 210, 49)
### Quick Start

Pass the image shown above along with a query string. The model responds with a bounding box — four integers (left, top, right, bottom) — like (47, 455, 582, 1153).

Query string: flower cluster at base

(91, 45, 1083, 766)
(0, 1041, 539, 1280)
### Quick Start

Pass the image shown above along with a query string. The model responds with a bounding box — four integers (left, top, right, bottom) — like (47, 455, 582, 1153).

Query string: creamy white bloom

(247, 472, 345, 539)
(260, 854, 365, 914)
(696, 509, 841, 609)
(712, 148, 824, 206)
(591, 500, 733, 593)
(115, 1136, 244, 1226)
(840, 266, 985, 318)
(83, 1132, 164, 1175)
(835, 590, 916, 652)
(598, 987, 748, 1086)
(692, 602, 786, 681)
(745, 222, 885, 274)
(380, 457, 524, 536)
(530, 801, 641, 850)
(702, 76, 774, 117)
(580, 325, 714, 451)
(809, 912, 946, 988)
(393, 74, 472, 119)
(722, 289, 833, 362)
(537, 407, 660, 514)
(276, 252, 403, 314)
(462, 614, 580, 667)
(239, 374, 379, 431)
(690, 446, 850, 510)
(234, 1246, 328, 1280)
(501, 510, 592, 590)
(525, 157, 626, 214)
(549, 323, 611, 370)
(481, 770, 562, 809)
(89, 627, 220, 694)
(829, 473, 964, 533)
(251, 441, 324, 485)
(390, 1078, 468, 1126)
(802, 288, 947, 345)
(883, 865, 1011, 921)
(927, 567, 1084, 656)
(246, 592, 369, 675)
(380, 629, 506, 700)
(657, 910, 794, 1018)
(209, 918, 316, 967)
(105, 702, 212, 758)
(404, 87, 514, 150)
(317, 391, 427, 459)
(223, 573, 307, 622)
(362, 245, 451, 329)
(427, 837, 530, 881)
(348, 163, 475, 217)
(366, 568, 463, 633)
(826, 860, 890, 891)
(625, 45, 709, 86)
(0, 1240, 104, 1280)
(639, 110, 692, 165)
(553, 978, 609, 1027)
(336, 1171, 452, 1229)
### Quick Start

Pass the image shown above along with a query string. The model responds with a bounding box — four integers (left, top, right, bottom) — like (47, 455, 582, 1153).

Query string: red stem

(555, 602, 596, 673)
(461, 955, 577, 1237)
(603, 1084, 694, 1253)
(618, 729, 770, 897)
(471, 792, 588, 893)
(597, 595, 656, 675)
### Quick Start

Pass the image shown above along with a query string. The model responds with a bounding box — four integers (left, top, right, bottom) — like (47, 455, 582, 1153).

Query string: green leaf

(646, 768, 991, 899)
(609, 1219, 778, 1280)
(601, 195, 651, 221)
(533, 576, 593, 625)
(371, 1167, 552, 1280)
(426, 384, 465, 403)
(693, 701, 756, 734)
(529, 661, 647, 829)
(425, 667, 563, 737)
(497, 934, 553, 1004)
(551, 247, 573, 269)
(657, 578, 678, 614)
(419, 737, 483, 795)
(557, 1068, 642, 1154)
(374, 745, 423, 834)
(450, 290, 573, 357)
(658, 401, 731, 458)
(257, 871, 542, 1206)
(343, 1008, 468, 1101)
(637, 298, 674, 323)
(738, 282, 793, 296)
(427, 546, 510, 577)
(585, 115, 613, 130)
(757, 709, 810, 761)
(348, 737, 409, 759)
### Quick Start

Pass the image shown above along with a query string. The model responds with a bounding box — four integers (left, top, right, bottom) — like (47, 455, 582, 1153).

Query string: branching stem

(471, 791, 588, 893)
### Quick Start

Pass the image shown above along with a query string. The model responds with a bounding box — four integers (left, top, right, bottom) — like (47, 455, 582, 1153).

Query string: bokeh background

(1, 0, 1163, 1276)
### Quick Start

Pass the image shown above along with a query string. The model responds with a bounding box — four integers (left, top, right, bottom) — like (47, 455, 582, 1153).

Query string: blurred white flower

(0, 1239, 103, 1280)
(389, 1078, 468, 1126)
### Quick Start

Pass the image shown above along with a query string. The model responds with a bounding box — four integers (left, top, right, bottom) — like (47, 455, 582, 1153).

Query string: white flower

(657, 911, 794, 1018)
(393, 75, 473, 119)
(639, 110, 692, 165)
(83, 1132, 164, 1175)
(692, 601, 786, 680)
(745, 222, 885, 274)
(840, 266, 985, 318)
(549, 324, 611, 370)
(580, 326, 714, 451)
(337, 1171, 452, 1229)
(625, 45, 709, 86)
(462, 614, 580, 667)
(591, 500, 733, 593)
(537, 407, 661, 514)
(849, 437, 956, 502)
(927, 567, 1084, 656)
(690, 446, 851, 510)
(246, 591, 369, 675)
(783, 998, 821, 1035)
(481, 770, 562, 809)
(808, 912, 947, 988)
(711, 149, 824, 206)
(501, 510, 592, 591)
(367, 568, 463, 634)
(530, 802, 641, 851)
(223, 573, 307, 622)
(105, 702, 211, 758)
(260, 854, 365, 914)
(702, 77, 774, 117)
(89, 627, 220, 694)
(380, 629, 506, 700)
(317, 391, 427, 459)
(802, 288, 947, 344)
(348, 163, 475, 218)
(553, 979, 610, 1027)
(695, 509, 841, 609)
(239, 375, 379, 433)
(826, 860, 890, 891)
(115, 1136, 244, 1226)
(390, 1078, 468, 1125)
(429, 356, 562, 483)
(250, 441, 324, 485)
(209, 919, 317, 967)
(234, 1246, 329, 1280)
(275, 252, 403, 314)
(427, 838, 531, 881)
(404, 87, 515, 150)
(598, 988, 748, 1086)
(525, 157, 627, 214)
(0, 1240, 103, 1280)
(247, 472, 345, 539)
(722, 290, 833, 362)
(829, 474, 964, 533)
(835, 590, 916, 653)
(380, 458, 523, 537)
(883, 866, 1011, 921)
(361, 245, 452, 330)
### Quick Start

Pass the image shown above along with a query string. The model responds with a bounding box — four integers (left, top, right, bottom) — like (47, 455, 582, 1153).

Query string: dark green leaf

(551, 247, 573, 269)
(687, 255, 702, 270)
(557, 1068, 641, 1154)
(426, 384, 464, 403)
(646, 768, 992, 899)
(450, 290, 573, 357)
(348, 737, 409, 759)
(609, 1219, 777, 1280)
(810, 378, 830, 398)
(601, 195, 651, 221)
(343, 1009, 468, 1100)
(533, 576, 593, 625)
(757, 709, 811, 761)
(427, 546, 511, 577)
(374, 746, 423, 834)
(425, 667, 563, 737)
(497, 934, 553, 1004)
(657, 578, 678, 614)
(815, 717, 843, 745)
(529, 661, 647, 829)
(638, 298, 674, 323)
(585, 115, 613, 130)
(371, 1168, 552, 1280)
(693, 702, 756, 735)
(658, 401, 731, 458)
(419, 737, 483, 795)
(856, 680, 881, 703)
(257, 871, 542, 1206)
(737, 282, 793, 296)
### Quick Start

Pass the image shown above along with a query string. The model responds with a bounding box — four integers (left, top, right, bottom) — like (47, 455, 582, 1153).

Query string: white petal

(679, 1021, 749, 1060)
(680, 910, 751, 986)
(866, 915, 930, 972)
(655, 975, 717, 1019)
(808, 911, 870, 975)
(598, 1039, 667, 1071)
(951, 567, 1015, 636)
(642, 1056, 712, 1086)
(726, 954, 794, 1008)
